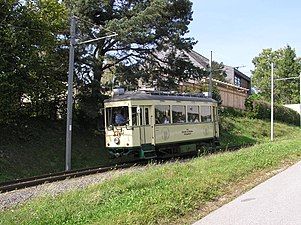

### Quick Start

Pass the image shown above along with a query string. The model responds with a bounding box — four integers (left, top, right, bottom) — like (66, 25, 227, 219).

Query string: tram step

(140, 144, 157, 159)
(143, 153, 157, 159)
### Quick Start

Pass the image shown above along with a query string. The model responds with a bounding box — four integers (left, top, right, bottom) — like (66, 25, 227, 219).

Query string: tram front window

(106, 106, 129, 126)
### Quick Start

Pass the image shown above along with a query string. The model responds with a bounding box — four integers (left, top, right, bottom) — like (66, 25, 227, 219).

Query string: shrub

(212, 86, 222, 106)
(220, 107, 247, 118)
(244, 93, 263, 111)
(245, 97, 299, 126)
(75, 93, 110, 129)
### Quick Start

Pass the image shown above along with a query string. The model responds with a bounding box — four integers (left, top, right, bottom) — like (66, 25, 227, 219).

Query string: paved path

(193, 161, 301, 225)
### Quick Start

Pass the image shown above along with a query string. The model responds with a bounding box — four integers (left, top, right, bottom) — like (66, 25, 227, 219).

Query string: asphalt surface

(193, 161, 301, 225)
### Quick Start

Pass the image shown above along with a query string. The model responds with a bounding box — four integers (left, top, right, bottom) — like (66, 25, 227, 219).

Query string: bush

(74, 93, 110, 129)
(245, 98, 300, 126)
(244, 93, 262, 111)
(220, 107, 247, 118)
(212, 86, 222, 105)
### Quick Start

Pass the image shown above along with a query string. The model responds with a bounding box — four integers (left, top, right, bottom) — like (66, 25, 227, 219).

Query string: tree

(64, 0, 199, 119)
(252, 45, 301, 104)
(0, 0, 68, 122)
(211, 61, 227, 82)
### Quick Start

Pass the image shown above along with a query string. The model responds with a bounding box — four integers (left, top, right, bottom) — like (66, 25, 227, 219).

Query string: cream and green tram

(104, 91, 219, 159)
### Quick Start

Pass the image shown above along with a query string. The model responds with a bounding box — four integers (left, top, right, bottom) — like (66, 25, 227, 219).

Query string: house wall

(224, 65, 251, 90)
(179, 79, 249, 110)
(218, 86, 248, 110)
(240, 78, 250, 90)
(224, 66, 235, 83)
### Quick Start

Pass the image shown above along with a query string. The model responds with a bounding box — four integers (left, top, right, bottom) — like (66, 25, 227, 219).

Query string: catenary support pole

(271, 62, 274, 141)
(66, 16, 76, 171)
(209, 51, 213, 98)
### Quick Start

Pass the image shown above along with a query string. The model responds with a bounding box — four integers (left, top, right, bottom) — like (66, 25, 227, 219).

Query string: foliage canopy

(0, 0, 68, 122)
(64, 0, 200, 119)
(67, 0, 199, 87)
(252, 45, 301, 104)
(0, 0, 203, 123)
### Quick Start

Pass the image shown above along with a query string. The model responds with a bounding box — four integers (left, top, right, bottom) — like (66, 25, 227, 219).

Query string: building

(183, 50, 251, 110)
(224, 65, 251, 91)
(180, 78, 249, 110)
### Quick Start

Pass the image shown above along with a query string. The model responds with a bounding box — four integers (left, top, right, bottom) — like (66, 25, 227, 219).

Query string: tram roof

(104, 91, 217, 103)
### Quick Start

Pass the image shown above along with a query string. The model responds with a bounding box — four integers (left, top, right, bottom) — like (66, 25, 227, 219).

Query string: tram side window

(172, 105, 186, 123)
(200, 106, 212, 122)
(132, 106, 149, 126)
(140, 108, 143, 125)
(187, 105, 199, 123)
(132, 107, 138, 126)
(145, 108, 149, 125)
(155, 105, 170, 124)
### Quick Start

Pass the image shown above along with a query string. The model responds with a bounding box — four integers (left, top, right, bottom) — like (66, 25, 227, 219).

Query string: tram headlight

(114, 137, 120, 144)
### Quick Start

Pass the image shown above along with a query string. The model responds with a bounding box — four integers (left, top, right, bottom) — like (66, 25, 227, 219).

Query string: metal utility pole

(299, 72, 301, 128)
(66, 16, 76, 171)
(64, 16, 118, 171)
(271, 62, 274, 141)
(209, 51, 213, 98)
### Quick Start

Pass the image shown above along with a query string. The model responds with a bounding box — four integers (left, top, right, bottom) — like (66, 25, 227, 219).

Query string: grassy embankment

(219, 116, 297, 146)
(0, 114, 297, 183)
(0, 119, 110, 183)
(0, 116, 301, 224)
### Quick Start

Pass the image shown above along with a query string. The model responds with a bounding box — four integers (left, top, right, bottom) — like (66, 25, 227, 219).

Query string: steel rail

(0, 162, 147, 193)
(0, 144, 252, 193)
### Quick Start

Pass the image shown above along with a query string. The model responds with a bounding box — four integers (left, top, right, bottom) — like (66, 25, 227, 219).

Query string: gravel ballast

(0, 166, 144, 211)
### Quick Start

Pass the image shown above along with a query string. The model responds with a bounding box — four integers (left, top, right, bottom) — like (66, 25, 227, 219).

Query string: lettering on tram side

(162, 128, 170, 141)
(182, 129, 193, 136)
(203, 126, 209, 135)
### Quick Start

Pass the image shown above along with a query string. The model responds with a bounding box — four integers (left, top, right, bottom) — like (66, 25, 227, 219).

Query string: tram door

(138, 106, 152, 144)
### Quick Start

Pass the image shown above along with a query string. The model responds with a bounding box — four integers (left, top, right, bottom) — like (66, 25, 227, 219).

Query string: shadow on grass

(0, 119, 111, 182)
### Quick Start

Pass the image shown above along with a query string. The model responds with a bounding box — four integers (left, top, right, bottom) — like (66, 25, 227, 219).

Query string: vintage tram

(104, 89, 219, 159)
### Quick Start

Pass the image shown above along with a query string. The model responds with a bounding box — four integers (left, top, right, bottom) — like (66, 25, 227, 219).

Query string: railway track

(0, 144, 252, 193)
(0, 162, 147, 193)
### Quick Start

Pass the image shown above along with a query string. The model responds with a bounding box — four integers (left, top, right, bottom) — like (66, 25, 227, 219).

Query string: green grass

(1, 134, 301, 225)
(219, 116, 300, 146)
